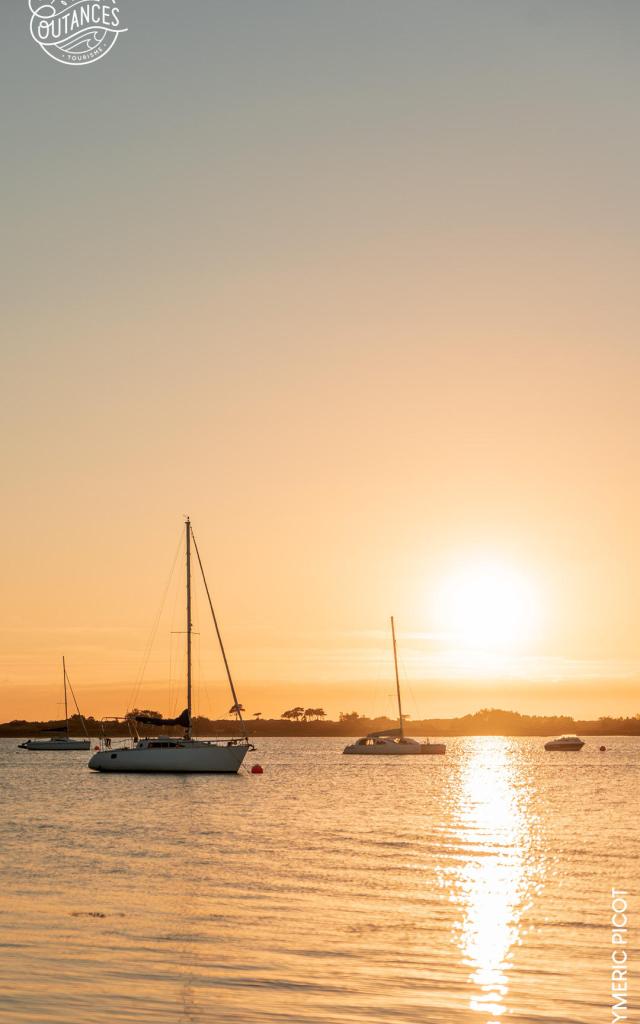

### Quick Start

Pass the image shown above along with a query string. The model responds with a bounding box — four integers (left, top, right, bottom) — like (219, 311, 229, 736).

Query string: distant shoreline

(2, 707, 639, 738)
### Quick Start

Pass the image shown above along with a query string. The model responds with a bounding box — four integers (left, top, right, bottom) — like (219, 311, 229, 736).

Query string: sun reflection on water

(451, 738, 534, 1023)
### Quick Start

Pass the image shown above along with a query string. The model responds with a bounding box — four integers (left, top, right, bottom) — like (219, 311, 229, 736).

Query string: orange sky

(1, 3, 639, 721)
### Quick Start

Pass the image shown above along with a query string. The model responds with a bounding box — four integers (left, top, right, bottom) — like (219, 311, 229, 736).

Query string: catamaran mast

(186, 517, 193, 740)
(62, 656, 69, 739)
(390, 616, 404, 739)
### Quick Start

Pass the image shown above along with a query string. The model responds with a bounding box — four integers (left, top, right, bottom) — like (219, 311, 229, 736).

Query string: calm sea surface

(0, 736, 637, 1023)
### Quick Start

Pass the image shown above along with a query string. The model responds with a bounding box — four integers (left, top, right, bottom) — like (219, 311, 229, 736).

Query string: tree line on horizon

(2, 706, 640, 737)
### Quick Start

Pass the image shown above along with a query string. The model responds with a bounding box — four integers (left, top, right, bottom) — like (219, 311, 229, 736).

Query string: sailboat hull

(88, 742, 249, 773)
(343, 741, 446, 755)
(19, 739, 91, 751)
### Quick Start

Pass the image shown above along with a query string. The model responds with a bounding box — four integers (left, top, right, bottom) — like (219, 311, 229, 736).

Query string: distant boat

(19, 658, 90, 751)
(89, 518, 254, 773)
(343, 617, 446, 756)
(544, 734, 585, 751)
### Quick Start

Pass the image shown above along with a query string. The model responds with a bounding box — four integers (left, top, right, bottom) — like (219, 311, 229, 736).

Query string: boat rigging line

(189, 524, 249, 742)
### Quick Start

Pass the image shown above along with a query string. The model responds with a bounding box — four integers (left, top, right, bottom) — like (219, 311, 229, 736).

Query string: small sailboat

(544, 734, 585, 751)
(89, 518, 253, 773)
(343, 617, 446, 756)
(19, 658, 91, 751)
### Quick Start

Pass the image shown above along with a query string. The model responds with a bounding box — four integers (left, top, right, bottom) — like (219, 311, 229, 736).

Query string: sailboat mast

(186, 518, 193, 739)
(62, 656, 69, 738)
(390, 616, 404, 738)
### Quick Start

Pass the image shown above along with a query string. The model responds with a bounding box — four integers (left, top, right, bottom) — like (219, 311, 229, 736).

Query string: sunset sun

(435, 560, 541, 651)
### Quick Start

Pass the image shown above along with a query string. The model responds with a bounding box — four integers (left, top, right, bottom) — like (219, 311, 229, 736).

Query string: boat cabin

(354, 735, 421, 747)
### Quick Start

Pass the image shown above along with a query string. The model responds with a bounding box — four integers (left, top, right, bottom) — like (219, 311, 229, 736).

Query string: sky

(1, 1, 640, 721)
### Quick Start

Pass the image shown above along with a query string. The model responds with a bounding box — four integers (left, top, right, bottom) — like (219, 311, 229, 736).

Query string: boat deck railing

(95, 716, 140, 750)
(93, 718, 253, 751)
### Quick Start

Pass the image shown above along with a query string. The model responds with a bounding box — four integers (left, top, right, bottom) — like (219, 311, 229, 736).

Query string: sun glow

(434, 560, 541, 651)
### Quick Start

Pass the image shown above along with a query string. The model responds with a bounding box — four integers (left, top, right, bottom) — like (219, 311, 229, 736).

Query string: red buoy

(94, 745, 100, 751)
(251, 764, 264, 774)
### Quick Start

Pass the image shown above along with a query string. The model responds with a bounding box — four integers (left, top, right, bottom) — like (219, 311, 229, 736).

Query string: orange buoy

(251, 764, 264, 774)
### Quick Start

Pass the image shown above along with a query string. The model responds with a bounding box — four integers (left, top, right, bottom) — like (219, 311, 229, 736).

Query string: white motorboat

(19, 658, 91, 751)
(343, 617, 446, 756)
(544, 734, 585, 751)
(89, 518, 253, 774)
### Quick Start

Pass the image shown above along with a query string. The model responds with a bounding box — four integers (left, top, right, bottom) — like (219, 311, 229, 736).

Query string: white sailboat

(343, 617, 446, 756)
(89, 518, 253, 773)
(19, 658, 91, 751)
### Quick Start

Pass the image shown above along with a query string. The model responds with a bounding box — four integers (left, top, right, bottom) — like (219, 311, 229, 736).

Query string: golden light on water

(434, 560, 542, 651)
(452, 739, 533, 1022)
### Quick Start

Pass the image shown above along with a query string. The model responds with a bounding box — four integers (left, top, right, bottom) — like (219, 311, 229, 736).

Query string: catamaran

(88, 518, 253, 773)
(343, 617, 446, 756)
(19, 658, 91, 751)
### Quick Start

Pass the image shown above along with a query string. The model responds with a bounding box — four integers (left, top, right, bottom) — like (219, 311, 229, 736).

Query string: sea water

(0, 736, 637, 1023)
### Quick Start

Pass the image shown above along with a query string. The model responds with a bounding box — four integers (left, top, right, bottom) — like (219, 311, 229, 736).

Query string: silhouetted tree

(281, 707, 305, 722)
(126, 709, 162, 720)
(304, 708, 326, 721)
